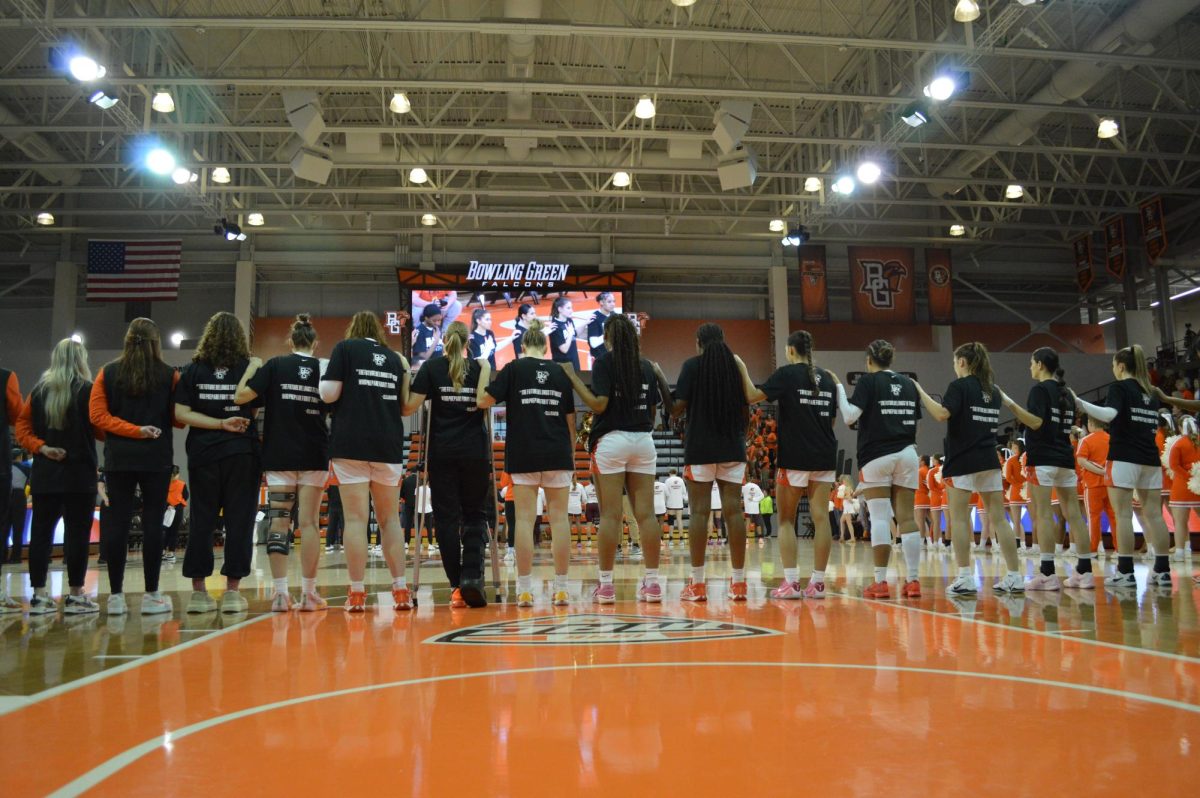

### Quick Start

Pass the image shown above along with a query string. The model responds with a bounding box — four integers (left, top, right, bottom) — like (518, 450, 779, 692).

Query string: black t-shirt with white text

(760, 363, 837, 471)
(469, 330, 498, 369)
(323, 338, 406, 464)
(412, 323, 442, 363)
(247, 353, 329, 472)
(587, 354, 658, 451)
(411, 356, 489, 460)
(941, 375, 1001, 478)
(548, 318, 581, 370)
(847, 370, 921, 467)
(587, 310, 610, 359)
(1104, 378, 1160, 466)
(512, 322, 528, 358)
(1024, 379, 1075, 468)
(676, 355, 747, 466)
(175, 359, 259, 468)
(486, 357, 575, 473)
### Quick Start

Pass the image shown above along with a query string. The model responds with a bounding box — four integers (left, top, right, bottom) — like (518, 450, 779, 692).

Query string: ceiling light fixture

(1097, 118, 1120, 139)
(421, 213, 438, 227)
(211, 166, 231, 184)
(670, 0, 697, 6)
(171, 331, 186, 347)
(68, 55, 106, 82)
(389, 92, 411, 114)
(803, 177, 822, 193)
(409, 167, 428, 184)
(145, 148, 176, 176)
(1005, 184, 1025, 199)
(634, 95, 656, 120)
(151, 90, 175, 113)
(88, 87, 119, 109)
(856, 161, 882, 185)
(35, 211, 55, 226)
(949, 224, 966, 237)
(832, 175, 856, 195)
(924, 75, 958, 101)
(782, 225, 810, 247)
(953, 0, 981, 23)
(900, 102, 929, 127)
(768, 219, 786, 233)
(612, 170, 632, 188)
(247, 212, 265, 226)
(213, 218, 246, 242)
(170, 167, 198, 184)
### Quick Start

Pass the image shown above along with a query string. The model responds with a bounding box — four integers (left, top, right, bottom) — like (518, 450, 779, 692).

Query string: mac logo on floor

(426, 614, 781, 646)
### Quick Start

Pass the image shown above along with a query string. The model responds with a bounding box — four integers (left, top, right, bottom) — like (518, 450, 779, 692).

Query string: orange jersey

(915, 463, 930, 507)
(927, 465, 945, 507)
(1076, 431, 1109, 491)
(1157, 428, 1171, 494)
(1004, 455, 1025, 503)
(167, 478, 188, 507)
(1169, 436, 1200, 505)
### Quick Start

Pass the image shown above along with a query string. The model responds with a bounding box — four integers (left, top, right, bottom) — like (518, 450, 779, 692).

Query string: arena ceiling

(1, 0, 1199, 312)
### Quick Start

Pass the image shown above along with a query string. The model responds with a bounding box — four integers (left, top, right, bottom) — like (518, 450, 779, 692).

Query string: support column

(768, 251, 789, 371)
(1154, 260, 1175, 352)
(234, 260, 256, 343)
(50, 260, 77, 344)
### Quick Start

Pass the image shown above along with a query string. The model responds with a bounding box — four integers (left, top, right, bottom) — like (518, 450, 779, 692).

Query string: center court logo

(426, 613, 781, 646)
(858, 259, 908, 309)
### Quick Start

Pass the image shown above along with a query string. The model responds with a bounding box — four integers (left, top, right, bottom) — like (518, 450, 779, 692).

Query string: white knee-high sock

(901, 532, 922, 582)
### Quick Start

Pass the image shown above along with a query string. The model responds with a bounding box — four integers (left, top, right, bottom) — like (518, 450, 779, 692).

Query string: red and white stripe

(87, 240, 181, 302)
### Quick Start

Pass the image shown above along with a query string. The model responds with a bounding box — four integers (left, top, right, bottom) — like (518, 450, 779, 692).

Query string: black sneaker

(459, 578, 488, 608)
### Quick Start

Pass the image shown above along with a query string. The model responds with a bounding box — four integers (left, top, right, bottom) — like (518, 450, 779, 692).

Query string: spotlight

(670, 0, 697, 6)
(247, 212, 265, 226)
(612, 170, 632, 187)
(213, 218, 246, 242)
(145, 148, 176, 176)
(900, 102, 928, 127)
(1097, 118, 1119, 139)
(768, 219, 786, 233)
(88, 87, 119, 109)
(420, 213, 438, 227)
(832, 175, 856, 195)
(151, 91, 175, 113)
(211, 167, 231, 184)
(856, 161, 882, 185)
(634, 95, 656, 120)
(803, 177, 822, 193)
(409, 167, 428, 184)
(389, 92, 411, 114)
(924, 75, 958, 101)
(953, 0, 981, 22)
(1005, 184, 1025, 199)
(170, 331, 185, 348)
(171, 167, 197, 185)
(35, 212, 55, 226)
(70, 332, 83, 343)
(782, 225, 810, 247)
(68, 55, 106, 82)
(949, 224, 966, 237)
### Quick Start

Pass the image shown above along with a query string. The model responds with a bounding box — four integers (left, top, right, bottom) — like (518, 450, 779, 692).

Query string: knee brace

(269, 491, 296, 506)
(266, 531, 291, 556)
(867, 498, 894, 546)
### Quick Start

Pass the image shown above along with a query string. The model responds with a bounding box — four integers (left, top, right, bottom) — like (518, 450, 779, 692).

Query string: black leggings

(326, 505, 343, 546)
(163, 503, 184, 551)
(29, 492, 94, 589)
(3, 487, 24, 563)
(105, 470, 171, 593)
(184, 453, 262, 581)
(429, 457, 490, 588)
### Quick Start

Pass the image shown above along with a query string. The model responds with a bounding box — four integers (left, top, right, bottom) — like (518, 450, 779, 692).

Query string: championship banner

(925, 248, 954, 325)
(797, 245, 829, 322)
(847, 246, 916, 324)
(1073, 235, 1095, 293)
(1139, 197, 1168, 263)
(1103, 216, 1126, 281)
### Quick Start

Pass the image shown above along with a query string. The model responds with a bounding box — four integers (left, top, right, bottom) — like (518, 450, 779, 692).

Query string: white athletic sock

(350, 581, 365, 593)
(392, 576, 406, 590)
(809, 570, 825, 585)
(554, 574, 568, 591)
(507, 546, 515, 555)
(874, 566, 888, 583)
(957, 566, 971, 578)
(644, 568, 659, 585)
(691, 566, 705, 583)
(599, 570, 614, 585)
(273, 577, 288, 595)
(731, 568, 745, 583)
(784, 567, 800, 584)
(1055, 543, 1064, 554)
(901, 532, 922, 581)
(1007, 570, 1021, 579)
(302, 577, 317, 595)
(517, 575, 533, 594)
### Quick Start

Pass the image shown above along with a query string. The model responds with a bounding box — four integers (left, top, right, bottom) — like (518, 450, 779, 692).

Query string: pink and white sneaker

(1025, 573, 1061, 591)
(592, 583, 616, 604)
(802, 580, 826, 600)
(636, 579, 662, 603)
(1063, 571, 1095, 590)
(770, 581, 803, 600)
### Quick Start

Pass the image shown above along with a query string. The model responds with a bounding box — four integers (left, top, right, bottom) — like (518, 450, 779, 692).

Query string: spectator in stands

(759, 489, 775, 538)
(1185, 323, 1196, 352)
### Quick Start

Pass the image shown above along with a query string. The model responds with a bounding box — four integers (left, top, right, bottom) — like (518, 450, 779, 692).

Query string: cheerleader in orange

(972, 491, 993, 553)
(1005, 441, 1030, 551)
(1076, 416, 1115, 555)
(927, 456, 947, 547)
(1167, 416, 1198, 561)
(915, 456, 932, 548)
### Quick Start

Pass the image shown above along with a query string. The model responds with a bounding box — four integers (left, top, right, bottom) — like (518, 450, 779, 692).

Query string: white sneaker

(271, 592, 294, 612)
(0, 592, 22, 614)
(221, 590, 249, 613)
(141, 592, 173, 615)
(503, 550, 515, 566)
(993, 573, 1025, 593)
(1172, 549, 1186, 562)
(946, 576, 977, 596)
(106, 593, 128, 616)
(1150, 570, 1173, 588)
(1104, 571, 1137, 588)
(64, 594, 99, 614)
(186, 590, 218, 614)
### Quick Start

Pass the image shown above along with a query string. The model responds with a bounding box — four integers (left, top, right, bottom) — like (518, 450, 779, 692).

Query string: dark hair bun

(294, 313, 312, 327)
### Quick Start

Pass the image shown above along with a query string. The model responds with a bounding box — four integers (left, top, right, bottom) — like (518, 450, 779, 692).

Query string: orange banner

(1139, 197, 1167, 264)
(925, 249, 954, 325)
(1073, 235, 1095, 293)
(848, 246, 916, 325)
(797, 245, 829, 322)
(1103, 216, 1126, 281)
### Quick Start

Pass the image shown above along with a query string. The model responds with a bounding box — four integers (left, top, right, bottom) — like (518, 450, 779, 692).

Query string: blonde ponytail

(444, 321, 470, 389)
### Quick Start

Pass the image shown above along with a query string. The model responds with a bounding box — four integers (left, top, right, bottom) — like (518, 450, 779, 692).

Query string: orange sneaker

(863, 581, 891, 599)
(680, 581, 707, 602)
(901, 579, 922, 598)
(299, 591, 328, 612)
(345, 590, 367, 612)
(450, 588, 467, 608)
(392, 587, 413, 611)
(729, 581, 748, 601)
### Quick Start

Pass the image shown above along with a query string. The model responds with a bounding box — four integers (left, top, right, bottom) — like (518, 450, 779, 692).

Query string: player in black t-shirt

(403, 321, 491, 608)
(510, 303, 536, 359)
(412, 304, 444, 369)
(477, 318, 575, 607)
(742, 330, 848, 601)
(173, 312, 260, 615)
(670, 323, 752, 603)
(547, 296, 581, 371)
(834, 339, 924, 600)
(561, 312, 671, 603)
(235, 314, 330, 612)
(914, 342, 1024, 597)
(468, 308, 498, 369)
(319, 311, 411, 613)
(1078, 344, 1174, 589)
(586, 292, 617, 363)
(999, 346, 1089, 590)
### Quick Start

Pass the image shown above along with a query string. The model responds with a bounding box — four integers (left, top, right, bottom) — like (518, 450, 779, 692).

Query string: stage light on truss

(68, 55, 106, 82)
(856, 161, 882, 185)
(832, 175, 856, 195)
(247, 212, 265, 226)
(1005, 184, 1025, 199)
(35, 211, 55, 226)
(768, 219, 786, 233)
(949, 224, 966, 237)
(803, 176, 822, 193)
(1097, 118, 1119, 139)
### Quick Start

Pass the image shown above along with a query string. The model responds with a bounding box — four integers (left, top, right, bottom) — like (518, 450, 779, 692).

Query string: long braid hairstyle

(692, 323, 748, 439)
(788, 329, 816, 385)
(604, 314, 642, 417)
(1032, 346, 1073, 427)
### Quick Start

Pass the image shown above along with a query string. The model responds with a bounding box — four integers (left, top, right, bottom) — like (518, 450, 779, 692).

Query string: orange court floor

(1, 556, 1199, 796)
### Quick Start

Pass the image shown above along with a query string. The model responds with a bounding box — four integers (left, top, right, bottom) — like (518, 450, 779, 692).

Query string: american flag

(86, 240, 182, 302)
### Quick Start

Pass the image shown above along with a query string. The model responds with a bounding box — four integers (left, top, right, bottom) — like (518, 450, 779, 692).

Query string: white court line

(0, 696, 32, 712)
(91, 655, 144, 660)
(48, 660, 1200, 797)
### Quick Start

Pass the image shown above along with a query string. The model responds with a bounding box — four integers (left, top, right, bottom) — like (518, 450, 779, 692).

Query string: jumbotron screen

(408, 289, 624, 371)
